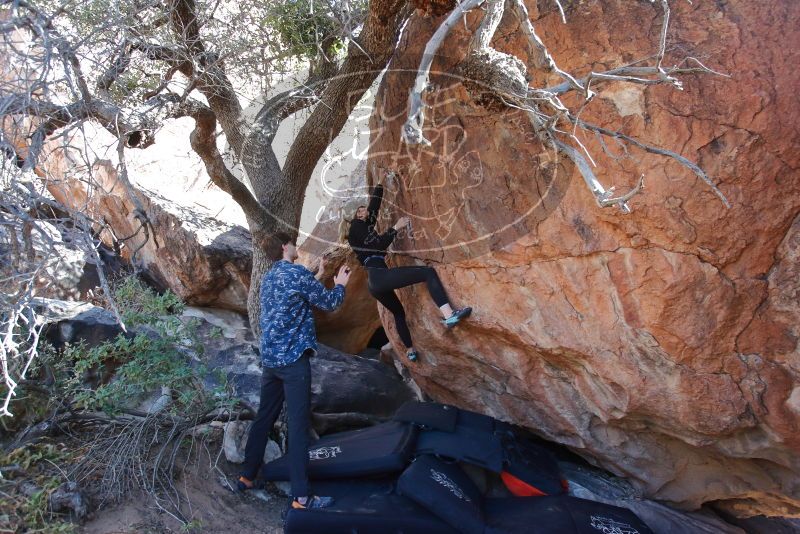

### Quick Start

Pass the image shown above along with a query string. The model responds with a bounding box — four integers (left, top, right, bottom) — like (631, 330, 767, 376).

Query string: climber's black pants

(367, 265, 449, 348)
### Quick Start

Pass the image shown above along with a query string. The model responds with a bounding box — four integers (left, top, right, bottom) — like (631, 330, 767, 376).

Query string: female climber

(338, 170, 472, 362)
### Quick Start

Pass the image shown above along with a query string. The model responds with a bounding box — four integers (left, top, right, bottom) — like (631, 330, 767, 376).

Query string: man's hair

(263, 231, 294, 261)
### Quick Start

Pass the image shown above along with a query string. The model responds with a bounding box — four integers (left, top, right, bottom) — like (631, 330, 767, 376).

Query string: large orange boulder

(366, 0, 800, 516)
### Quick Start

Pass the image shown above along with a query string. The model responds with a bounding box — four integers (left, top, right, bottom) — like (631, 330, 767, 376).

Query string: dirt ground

(80, 446, 287, 533)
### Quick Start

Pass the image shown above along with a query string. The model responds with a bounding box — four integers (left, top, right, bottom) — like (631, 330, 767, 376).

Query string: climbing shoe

(407, 349, 419, 362)
(443, 307, 472, 328)
(291, 495, 335, 509)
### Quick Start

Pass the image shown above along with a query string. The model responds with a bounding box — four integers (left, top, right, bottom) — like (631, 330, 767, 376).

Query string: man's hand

(314, 255, 328, 281)
(333, 264, 351, 287)
(393, 216, 410, 231)
(318, 256, 328, 272)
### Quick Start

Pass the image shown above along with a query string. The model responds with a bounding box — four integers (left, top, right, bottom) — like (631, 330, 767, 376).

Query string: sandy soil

(80, 449, 287, 533)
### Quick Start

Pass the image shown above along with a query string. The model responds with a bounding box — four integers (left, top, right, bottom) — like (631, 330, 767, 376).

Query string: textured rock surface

(367, 0, 800, 516)
(561, 462, 746, 534)
(36, 298, 126, 349)
(190, 307, 418, 435)
(297, 246, 381, 355)
(40, 146, 252, 312)
(222, 420, 281, 465)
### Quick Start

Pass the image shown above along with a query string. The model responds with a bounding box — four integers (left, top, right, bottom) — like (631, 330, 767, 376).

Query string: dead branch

(403, 0, 486, 146)
(572, 118, 730, 208)
(65, 405, 251, 518)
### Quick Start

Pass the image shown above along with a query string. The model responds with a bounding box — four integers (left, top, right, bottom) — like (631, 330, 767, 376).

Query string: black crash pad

(394, 400, 501, 433)
(284, 479, 459, 534)
(404, 402, 565, 493)
(415, 423, 505, 473)
(397, 454, 652, 534)
(484, 496, 655, 534)
(392, 401, 458, 432)
(397, 455, 486, 534)
(262, 421, 417, 481)
(501, 433, 565, 496)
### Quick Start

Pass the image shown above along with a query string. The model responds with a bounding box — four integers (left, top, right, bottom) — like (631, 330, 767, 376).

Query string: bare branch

(166, 0, 244, 151)
(553, 0, 567, 24)
(655, 0, 670, 71)
(553, 138, 640, 213)
(572, 118, 731, 208)
(508, 0, 585, 94)
(469, 0, 504, 53)
(403, 0, 728, 214)
(96, 40, 134, 98)
(545, 62, 729, 96)
(170, 99, 268, 223)
(403, 0, 486, 145)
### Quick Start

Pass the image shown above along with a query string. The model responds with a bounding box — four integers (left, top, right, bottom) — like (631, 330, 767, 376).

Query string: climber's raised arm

(367, 183, 384, 223)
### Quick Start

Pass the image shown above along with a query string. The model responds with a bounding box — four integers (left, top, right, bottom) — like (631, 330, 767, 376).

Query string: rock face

(39, 142, 252, 312)
(367, 0, 800, 516)
(37, 298, 126, 349)
(561, 461, 746, 534)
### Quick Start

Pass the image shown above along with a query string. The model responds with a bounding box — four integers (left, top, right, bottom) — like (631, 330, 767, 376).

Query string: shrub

(59, 276, 229, 417)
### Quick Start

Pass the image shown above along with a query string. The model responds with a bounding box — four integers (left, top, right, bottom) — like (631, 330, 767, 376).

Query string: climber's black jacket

(348, 184, 397, 265)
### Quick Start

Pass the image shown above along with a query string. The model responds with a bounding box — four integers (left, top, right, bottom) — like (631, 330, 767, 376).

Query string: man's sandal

(235, 475, 264, 493)
(291, 495, 335, 509)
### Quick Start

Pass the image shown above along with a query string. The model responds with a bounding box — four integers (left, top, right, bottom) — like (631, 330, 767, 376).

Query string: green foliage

(268, 0, 343, 60)
(57, 276, 229, 417)
(112, 276, 185, 326)
(64, 333, 200, 415)
(107, 70, 163, 102)
(51, 0, 366, 102)
(0, 443, 78, 533)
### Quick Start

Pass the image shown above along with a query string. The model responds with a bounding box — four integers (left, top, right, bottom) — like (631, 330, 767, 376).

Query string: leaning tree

(0, 0, 409, 411)
(1, 0, 727, 413)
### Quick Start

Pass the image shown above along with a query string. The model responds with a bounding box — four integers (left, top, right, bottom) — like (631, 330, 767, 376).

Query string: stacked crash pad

(262, 401, 653, 534)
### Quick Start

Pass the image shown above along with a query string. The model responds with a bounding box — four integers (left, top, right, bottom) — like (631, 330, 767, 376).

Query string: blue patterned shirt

(259, 260, 345, 367)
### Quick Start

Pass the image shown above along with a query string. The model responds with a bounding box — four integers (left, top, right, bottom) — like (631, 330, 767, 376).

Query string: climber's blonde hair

(337, 198, 367, 244)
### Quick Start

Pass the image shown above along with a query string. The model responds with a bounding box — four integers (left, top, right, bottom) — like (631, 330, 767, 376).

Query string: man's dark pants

(241, 350, 312, 498)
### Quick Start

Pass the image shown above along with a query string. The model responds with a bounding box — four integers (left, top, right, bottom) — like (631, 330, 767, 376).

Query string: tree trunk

(243, 0, 410, 340)
(247, 244, 272, 340)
